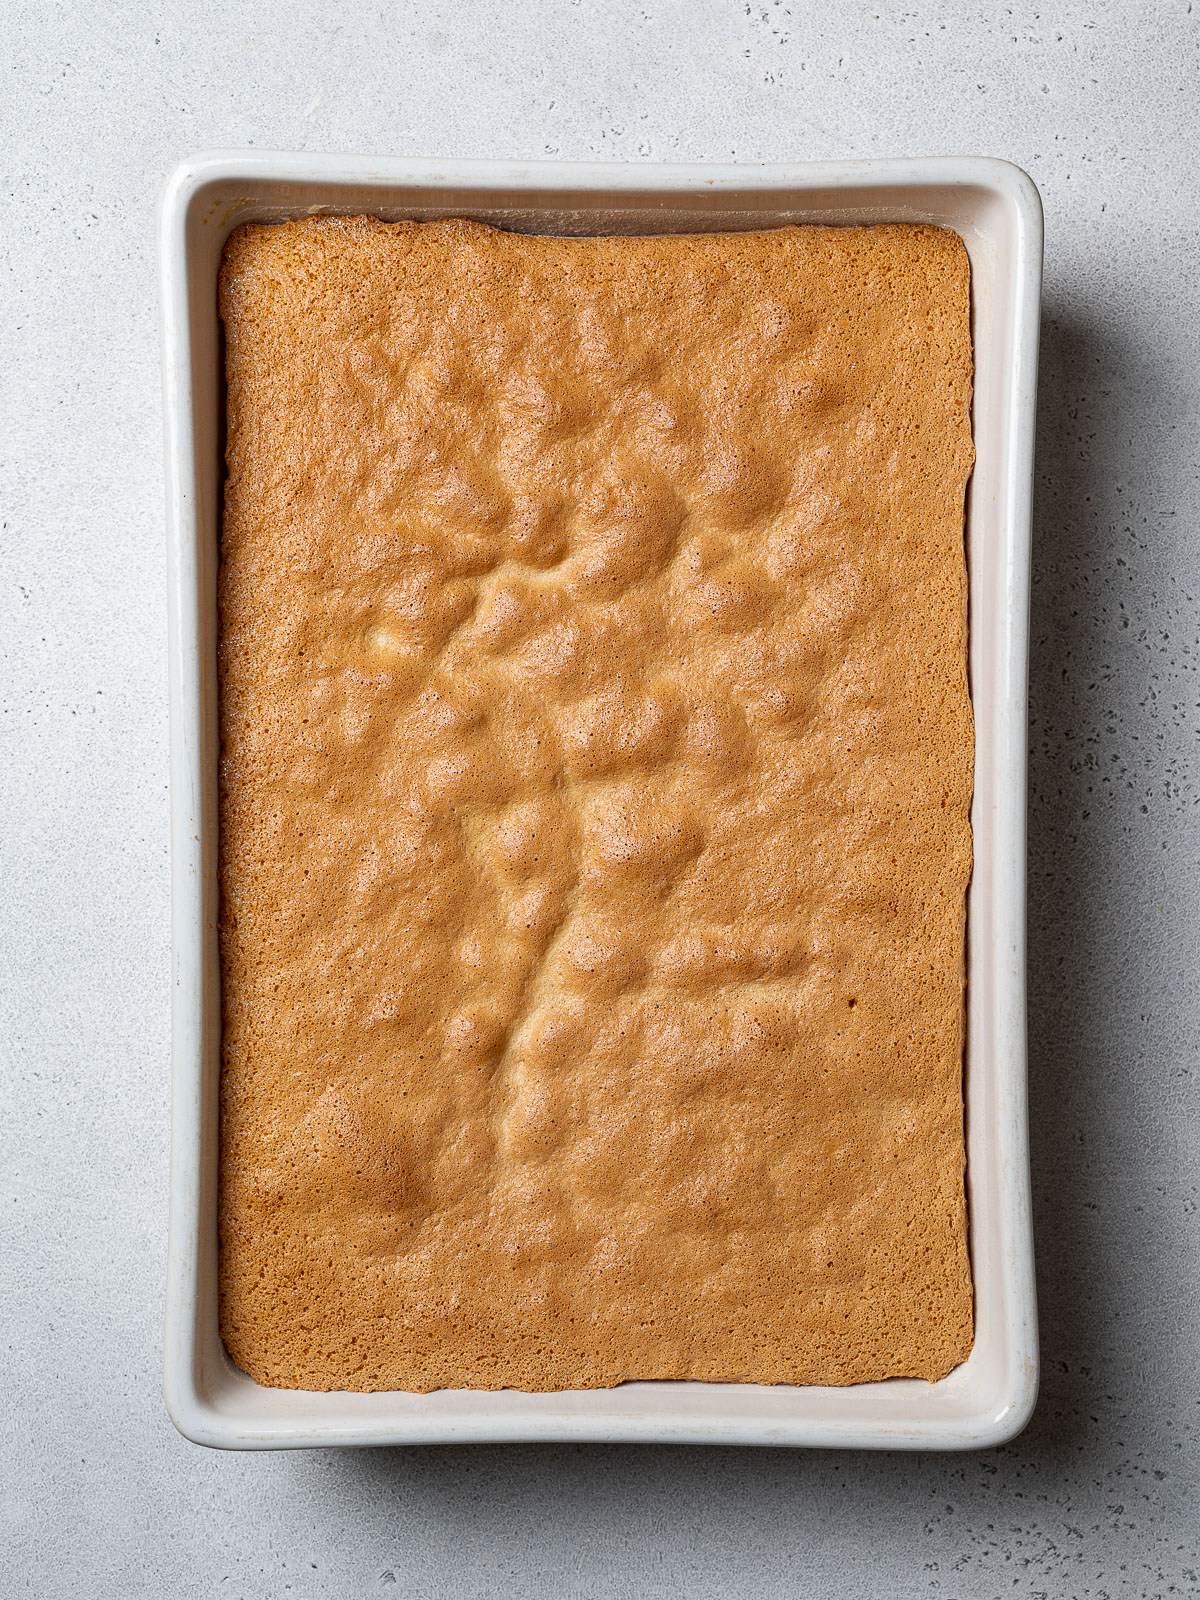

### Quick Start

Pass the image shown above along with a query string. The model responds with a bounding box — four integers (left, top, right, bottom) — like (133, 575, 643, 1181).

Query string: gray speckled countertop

(3, 3, 1198, 1595)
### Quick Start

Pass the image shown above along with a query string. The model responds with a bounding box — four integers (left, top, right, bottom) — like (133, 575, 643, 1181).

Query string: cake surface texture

(218, 215, 975, 1392)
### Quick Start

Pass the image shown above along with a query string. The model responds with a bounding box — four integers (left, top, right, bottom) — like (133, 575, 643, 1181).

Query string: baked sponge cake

(217, 216, 975, 1392)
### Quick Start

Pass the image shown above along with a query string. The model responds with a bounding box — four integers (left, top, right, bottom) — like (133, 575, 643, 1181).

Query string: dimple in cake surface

(217, 215, 976, 1392)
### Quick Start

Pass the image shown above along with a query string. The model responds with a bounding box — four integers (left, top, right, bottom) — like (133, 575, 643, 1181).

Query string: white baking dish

(159, 152, 1041, 1450)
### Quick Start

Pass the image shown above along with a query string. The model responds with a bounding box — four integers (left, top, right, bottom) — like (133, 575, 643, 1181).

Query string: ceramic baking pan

(159, 152, 1041, 1448)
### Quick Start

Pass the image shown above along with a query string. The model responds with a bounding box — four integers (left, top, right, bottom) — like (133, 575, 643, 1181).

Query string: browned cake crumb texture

(218, 215, 975, 1393)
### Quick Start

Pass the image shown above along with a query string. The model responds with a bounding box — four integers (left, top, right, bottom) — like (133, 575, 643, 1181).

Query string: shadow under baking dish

(159, 151, 1041, 1450)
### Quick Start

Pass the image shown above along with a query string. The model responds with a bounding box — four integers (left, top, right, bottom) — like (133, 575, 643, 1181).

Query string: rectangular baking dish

(159, 152, 1041, 1450)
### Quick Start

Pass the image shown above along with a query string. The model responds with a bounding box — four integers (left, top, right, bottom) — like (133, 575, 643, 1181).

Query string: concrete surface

(2, 1, 1198, 1595)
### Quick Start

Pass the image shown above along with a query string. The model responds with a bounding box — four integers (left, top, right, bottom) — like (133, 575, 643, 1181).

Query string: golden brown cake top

(218, 215, 975, 1392)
